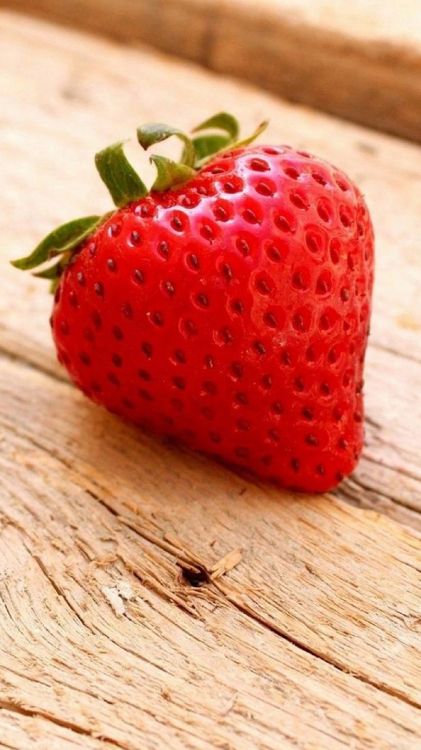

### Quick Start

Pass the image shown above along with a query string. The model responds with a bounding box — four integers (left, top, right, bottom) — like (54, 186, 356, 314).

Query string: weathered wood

(0, 11, 420, 749)
(1, 11, 420, 528)
(5, 0, 421, 143)
(1, 356, 421, 750)
(0, 710, 116, 749)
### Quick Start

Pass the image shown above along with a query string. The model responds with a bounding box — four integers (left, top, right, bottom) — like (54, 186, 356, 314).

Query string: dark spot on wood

(180, 563, 209, 588)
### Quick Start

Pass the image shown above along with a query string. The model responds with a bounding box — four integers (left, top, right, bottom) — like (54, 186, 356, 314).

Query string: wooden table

(0, 10, 420, 749)
(8, 0, 421, 143)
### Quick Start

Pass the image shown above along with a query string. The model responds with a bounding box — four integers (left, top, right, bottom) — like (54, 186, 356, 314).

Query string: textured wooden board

(1, 356, 421, 750)
(0, 10, 420, 750)
(4, 0, 421, 143)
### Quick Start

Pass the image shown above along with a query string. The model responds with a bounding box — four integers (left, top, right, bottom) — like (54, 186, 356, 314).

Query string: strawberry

(13, 113, 374, 493)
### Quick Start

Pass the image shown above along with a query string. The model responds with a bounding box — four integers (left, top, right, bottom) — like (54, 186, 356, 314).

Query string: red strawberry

(14, 113, 374, 492)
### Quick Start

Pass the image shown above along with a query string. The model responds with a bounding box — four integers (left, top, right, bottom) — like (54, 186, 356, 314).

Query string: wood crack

(31, 553, 97, 635)
(0, 341, 67, 386)
(370, 339, 421, 365)
(17, 520, 185, 679)
(364, 453, 421, 485)
(112, 515, 421, 712)
(212, 579, 421, 711)
(2, 408, 420, 711)
(0, 699, 127, 749)
(337, 475, 421, 517)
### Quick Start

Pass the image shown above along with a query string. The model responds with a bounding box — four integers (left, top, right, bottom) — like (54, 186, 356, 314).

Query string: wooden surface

(1, 10, 421, 749)
(5, 0, 421, 144)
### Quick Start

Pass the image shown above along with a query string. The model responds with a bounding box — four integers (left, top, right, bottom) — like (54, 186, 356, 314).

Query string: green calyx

(12, 112, 268, 288)
(11, 216, 104, 292)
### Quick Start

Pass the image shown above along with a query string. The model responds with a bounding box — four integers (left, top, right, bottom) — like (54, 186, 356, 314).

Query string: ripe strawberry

(14, 113, 374, 492)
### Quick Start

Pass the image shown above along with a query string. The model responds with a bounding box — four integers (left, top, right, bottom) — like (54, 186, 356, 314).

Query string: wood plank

(0, 12, 421, 748)
(338, 345, 421, 528)
(1, 10, 420, 530)
(5, 0, 421, 143)
(0, 710, 117, 749)
(1, 357, 421, 749)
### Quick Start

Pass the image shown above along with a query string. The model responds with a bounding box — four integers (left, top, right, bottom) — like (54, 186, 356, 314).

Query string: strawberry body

(51, 145, 374, 492)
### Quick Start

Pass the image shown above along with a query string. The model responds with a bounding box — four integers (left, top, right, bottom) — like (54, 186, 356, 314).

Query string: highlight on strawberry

(13, 112, 374, 492)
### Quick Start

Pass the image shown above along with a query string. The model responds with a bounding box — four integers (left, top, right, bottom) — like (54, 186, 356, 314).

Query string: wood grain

(1, 10, 420, 527)
(0, 11, 420, 749)
(1, 355, 421, 750)
(4, 0, 421, 143)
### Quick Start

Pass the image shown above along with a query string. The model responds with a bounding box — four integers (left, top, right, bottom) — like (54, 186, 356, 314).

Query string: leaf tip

(10, 258, 25, 269)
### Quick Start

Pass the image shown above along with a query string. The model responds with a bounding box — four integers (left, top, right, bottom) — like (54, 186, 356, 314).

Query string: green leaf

(49, 276, 61, 294)
(230, 120, 269, 150)
(190, 133, 231, 163)
(150, 155, 196, 192)
(137, 124, 195, 168)
(33, 258, 65, 279)
(192, 112, 240, 141)
(95, 141, 148, 207)
(11, 216, 102, 271)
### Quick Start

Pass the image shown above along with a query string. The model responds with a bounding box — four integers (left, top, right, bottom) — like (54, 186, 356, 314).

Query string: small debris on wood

(178, 548, 243, 587)
(102, 585, 126, 617)
(102, 578, 136, 616)
(210, 549, 243, 581)
(117, 579, 135, 601)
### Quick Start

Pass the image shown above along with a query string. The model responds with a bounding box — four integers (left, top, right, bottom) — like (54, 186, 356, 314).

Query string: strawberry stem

(229, 120, 269, 151)
(150, 155, 196, 192)
(95, 141, 148, 207)
(12, 112, 268, 287)
(192, 112, 240, 140)
(137, 124, 196, 168)
(185, 111, 240, 165)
